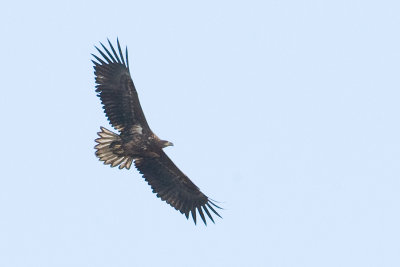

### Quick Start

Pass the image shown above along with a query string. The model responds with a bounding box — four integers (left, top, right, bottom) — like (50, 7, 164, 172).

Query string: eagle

(91, 39, 221, 225)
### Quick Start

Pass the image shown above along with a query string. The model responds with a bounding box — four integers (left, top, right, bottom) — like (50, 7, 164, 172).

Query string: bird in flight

(91, 39, 221, 225)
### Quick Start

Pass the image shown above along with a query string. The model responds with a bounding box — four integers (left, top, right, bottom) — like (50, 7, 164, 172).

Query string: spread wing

(92, 39, 150, 131)
(134, 151, 222, 225)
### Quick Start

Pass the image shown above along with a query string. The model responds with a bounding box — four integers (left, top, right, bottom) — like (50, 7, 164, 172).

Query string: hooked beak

(161, 140, 174, 148)
(166, 141, 174, 147)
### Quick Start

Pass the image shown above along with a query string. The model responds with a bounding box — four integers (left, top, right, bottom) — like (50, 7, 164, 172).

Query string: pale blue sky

(1, 1, 399, 266)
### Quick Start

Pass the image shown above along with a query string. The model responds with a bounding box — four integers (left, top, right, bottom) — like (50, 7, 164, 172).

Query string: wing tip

(189, 200, 223, 226)
(92, 38, 128, 68)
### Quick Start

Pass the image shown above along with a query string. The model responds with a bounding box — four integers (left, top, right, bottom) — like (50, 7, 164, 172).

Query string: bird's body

(92, 39, 221, 225)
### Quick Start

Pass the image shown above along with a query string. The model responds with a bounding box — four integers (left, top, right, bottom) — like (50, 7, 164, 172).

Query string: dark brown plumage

(92, 39, 221, 225)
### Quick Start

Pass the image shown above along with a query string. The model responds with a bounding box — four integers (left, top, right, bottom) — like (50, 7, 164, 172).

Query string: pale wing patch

(132, 124, 143, 134)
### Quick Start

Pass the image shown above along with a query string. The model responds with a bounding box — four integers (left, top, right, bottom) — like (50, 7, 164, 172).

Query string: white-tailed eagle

(92, 39, 221, 225)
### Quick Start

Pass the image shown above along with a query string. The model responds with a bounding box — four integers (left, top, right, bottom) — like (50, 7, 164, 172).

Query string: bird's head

(160, 140, 174, 148)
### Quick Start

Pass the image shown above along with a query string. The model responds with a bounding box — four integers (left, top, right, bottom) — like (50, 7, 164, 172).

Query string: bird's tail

(94, 127, 134, 169)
